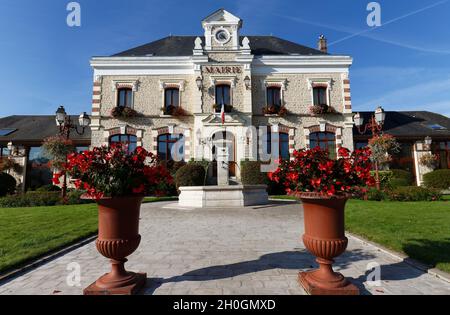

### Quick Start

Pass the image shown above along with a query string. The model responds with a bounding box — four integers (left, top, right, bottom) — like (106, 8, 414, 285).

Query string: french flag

(220, 103, 225, 125)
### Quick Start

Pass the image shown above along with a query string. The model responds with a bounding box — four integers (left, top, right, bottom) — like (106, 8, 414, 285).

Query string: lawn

(345, 199, 450, 273)
(0, 203, 98, 274)
(0, 196, 178, 274)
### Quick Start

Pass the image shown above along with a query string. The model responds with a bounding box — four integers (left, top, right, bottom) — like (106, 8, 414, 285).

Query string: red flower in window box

(309, 104, 337, 115)
(163, 105, 188, 116)
(262, 105, 288, 116)
(111, 106, 140, 119)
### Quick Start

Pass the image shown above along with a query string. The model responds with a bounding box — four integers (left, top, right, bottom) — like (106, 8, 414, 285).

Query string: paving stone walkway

(1, 201, 449, 295)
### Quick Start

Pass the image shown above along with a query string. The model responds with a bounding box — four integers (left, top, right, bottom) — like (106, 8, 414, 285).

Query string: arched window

(215, 84, 231, 109)
(157, 134, 185, 162)
(310, 132, 336, 159)
(117, 88, 133, 107)
(109, 134, 137, 153)
(266, 86, 282, 107)
(265, 127, 290, 160)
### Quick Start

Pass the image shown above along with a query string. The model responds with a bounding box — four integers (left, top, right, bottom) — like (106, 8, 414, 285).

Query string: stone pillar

(217, 145, 229, 186)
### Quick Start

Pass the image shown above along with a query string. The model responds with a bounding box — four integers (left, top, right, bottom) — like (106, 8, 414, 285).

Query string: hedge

(0, 190, 92, 208)
(423, 169, 450, 190)
(0, 173, 16, 197)
(387, 186, 442, 202)
(175, 163, 206, 188)
(240, 161, 268, 185)
(390, 169, 413, 187)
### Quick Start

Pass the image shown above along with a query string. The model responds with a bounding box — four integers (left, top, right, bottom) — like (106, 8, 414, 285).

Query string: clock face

(215, 29, 230, 43)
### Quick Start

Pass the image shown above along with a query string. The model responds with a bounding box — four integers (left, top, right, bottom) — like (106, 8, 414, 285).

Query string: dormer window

(266, 86, 282, 107)
(117, 88, 133, 107)
(313, 86, 328, 106)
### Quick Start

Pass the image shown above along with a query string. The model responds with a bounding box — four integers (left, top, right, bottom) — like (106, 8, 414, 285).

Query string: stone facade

(90, 9, 354, 181)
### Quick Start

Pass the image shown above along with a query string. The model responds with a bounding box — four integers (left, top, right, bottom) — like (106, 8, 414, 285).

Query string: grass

(0, 204, 98, 274)
(0, 196, 177, 274)
(346, 199, 450, 273)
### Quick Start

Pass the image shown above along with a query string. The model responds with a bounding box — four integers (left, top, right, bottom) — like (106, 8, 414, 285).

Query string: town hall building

(89, 9, 354, 181)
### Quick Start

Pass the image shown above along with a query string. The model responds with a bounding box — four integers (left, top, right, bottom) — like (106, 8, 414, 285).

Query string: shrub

(390, 169, 413, 187)
(0, 190, 93, 208)
(367, 188, 388, 201)
(388, 186, 442, 202)
(0, 191, 61, 208)
(241, 161, 268, 185)
(66, 190, 93, 205)
(175, 163, 206, 188)
(423, 169, 450, 190)
(0, 173, 16, 197)
(36, 184, 62, 192)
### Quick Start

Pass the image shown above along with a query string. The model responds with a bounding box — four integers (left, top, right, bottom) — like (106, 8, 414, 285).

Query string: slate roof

(112, 36, 327, 57)
(353, 111, 450, 139)
(0, 116, 91, 143)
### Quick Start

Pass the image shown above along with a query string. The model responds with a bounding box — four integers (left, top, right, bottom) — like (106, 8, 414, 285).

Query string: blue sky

(0, 0, 449, 117)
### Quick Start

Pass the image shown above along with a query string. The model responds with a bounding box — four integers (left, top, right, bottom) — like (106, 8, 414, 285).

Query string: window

(109, 134, 137, 153)
(0, 145, 10, 157)
(157, 134, 185, 162)
(215, 84, 231, 107)
(310, 132, 336, 159)
(265, 127, 290, 160)
(266, 87, 281, 107)
(313, 86, 327, 106)
(433, 141, 450, 169)
(27, 147, 52, 190)
(76, 146, 89, 153)
(164, 88, 180, 109)
(390, 142, 414, 172)
(117, 88, 133, 107)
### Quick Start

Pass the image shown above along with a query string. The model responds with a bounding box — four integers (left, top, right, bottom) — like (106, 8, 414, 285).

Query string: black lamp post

(55, 106, 90, 198)
(354, 106, 386, 190)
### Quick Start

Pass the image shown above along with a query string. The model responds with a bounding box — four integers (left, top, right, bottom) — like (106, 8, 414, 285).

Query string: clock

(214, 29, 230, 44)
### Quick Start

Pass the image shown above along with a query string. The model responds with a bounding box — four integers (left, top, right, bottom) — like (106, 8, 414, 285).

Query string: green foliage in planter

(423, 169, 450, 190)
(387, 186, 442, 202)
(240, 161, 268, 185)
(175, 163, 206, 188)
(0, 173, 16, 197)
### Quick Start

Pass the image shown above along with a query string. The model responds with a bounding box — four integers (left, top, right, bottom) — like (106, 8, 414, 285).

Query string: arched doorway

(212, 131, 236, 178)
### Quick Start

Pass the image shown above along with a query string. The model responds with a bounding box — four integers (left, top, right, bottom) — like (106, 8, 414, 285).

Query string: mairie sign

(204, 66, 243, 74)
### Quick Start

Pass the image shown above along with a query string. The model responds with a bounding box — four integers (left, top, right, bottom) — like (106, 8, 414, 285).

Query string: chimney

(318, 35, 328, 53)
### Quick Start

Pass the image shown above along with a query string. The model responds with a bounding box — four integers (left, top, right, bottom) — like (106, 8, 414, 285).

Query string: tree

(42, 136, 74, 171)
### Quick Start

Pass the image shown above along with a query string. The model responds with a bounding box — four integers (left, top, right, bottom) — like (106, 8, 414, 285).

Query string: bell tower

(202, 9, 242, 51)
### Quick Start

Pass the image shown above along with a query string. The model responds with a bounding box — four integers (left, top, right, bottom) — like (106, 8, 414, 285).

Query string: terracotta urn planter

(298, 193, 359, 295)
(84, 196, 147, 295)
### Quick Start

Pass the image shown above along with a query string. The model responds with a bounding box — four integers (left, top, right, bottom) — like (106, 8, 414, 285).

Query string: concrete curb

(0, 235, 97, 285)
(347, 232, 450, 284)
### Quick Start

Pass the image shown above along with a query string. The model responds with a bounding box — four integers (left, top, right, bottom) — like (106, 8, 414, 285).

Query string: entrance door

(212, 131, 236, 178)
